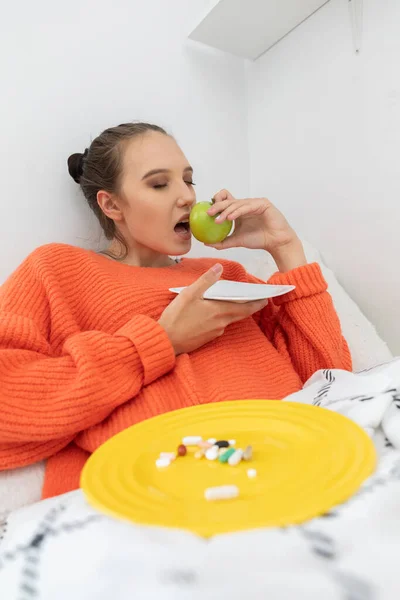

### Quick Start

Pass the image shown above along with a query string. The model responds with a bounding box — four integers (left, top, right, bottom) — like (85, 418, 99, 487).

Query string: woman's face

(105, 131, 197, 261)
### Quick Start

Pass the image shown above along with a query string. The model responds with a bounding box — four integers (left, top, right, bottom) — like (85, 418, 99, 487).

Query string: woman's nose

(177, 194, 196, 209)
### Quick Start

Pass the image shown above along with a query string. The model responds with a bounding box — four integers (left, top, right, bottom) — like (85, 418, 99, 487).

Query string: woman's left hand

(206, 189, 307, 272)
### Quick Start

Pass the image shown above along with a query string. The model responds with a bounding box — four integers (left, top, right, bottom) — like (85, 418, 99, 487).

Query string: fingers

(222, 300, 268, 326)
(243, 298, 269, 315)
(212, 189, 233, 204)
(211, 298, 269, 325)
(216, 202, 252, 223)
(208, 198, 234, 217)
(208, 190, 238, 221)
(208, 200, 247, 224)
(235, 298, 269, 319)
(205, 237, 240, 250)
(209, 197, 269, 223)
(184, 263, 223, 298)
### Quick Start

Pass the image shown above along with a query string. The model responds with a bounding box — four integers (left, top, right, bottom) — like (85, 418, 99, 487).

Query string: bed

(0, 241, 396, 599)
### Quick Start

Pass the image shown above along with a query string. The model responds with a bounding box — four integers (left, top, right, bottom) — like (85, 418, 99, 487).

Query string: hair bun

(67, 149, 88, 184)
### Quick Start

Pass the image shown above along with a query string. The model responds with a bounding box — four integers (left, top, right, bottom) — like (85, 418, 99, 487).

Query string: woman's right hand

(158, 264, 268, 355)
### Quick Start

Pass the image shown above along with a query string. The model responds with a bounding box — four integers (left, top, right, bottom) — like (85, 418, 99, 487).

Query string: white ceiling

(189, 0, 331, 60)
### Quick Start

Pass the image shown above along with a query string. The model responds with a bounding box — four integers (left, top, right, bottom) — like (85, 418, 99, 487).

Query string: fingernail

(212, 263, 223, 274)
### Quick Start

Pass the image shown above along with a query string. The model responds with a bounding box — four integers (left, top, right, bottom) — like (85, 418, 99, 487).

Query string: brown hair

(67, 122, 169, 256)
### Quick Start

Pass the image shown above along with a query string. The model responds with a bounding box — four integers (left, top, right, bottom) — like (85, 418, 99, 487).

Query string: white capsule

(207, 438, 217, 445)
(159, 452, 176, 461)
(155, 457, 171, 468)
(205, 445, 219, 460)
(247, 468, 257, 479)
(228, 439, 236, 446)
(243, 445, 253, 461)
(228, 449, 244, 466)
(182, 436, 203, 446)
(204, 485, 239, 501)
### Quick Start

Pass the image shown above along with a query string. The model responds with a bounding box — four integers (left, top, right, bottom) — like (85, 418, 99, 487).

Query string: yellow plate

(80, 400, 376, 537)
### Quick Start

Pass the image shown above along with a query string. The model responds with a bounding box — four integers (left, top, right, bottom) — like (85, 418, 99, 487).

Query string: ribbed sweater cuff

(268, 262, 327, 305)
(116, 315, 176, 385)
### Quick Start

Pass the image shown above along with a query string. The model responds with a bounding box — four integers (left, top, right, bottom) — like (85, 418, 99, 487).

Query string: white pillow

(0, 240, 392, 516)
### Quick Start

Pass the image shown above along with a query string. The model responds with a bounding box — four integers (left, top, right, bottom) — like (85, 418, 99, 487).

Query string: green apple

(189, 201, 233, 244)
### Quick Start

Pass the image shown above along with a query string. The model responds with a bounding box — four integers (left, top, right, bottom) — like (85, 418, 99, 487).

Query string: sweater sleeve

(0, 260, 176, 470)
(249, 262, 352, 381)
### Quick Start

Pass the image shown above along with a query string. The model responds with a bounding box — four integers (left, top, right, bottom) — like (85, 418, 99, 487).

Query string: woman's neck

(105, 240, 177, 268)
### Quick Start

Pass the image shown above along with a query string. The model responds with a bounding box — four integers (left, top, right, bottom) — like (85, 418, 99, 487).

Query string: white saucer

(169, 280, 295, 303)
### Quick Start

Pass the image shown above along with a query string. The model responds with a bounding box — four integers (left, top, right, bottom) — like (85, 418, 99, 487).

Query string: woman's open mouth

(174, 218, 191, 241)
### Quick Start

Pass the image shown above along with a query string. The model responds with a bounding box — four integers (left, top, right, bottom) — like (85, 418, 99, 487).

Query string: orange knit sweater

(0, 244, 351, 499)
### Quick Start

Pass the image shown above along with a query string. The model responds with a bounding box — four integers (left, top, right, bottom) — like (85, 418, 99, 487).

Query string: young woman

(0, 122, 351, 499)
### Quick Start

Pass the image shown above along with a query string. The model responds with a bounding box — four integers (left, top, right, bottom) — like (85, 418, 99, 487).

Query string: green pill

(218, 447, 236, 464)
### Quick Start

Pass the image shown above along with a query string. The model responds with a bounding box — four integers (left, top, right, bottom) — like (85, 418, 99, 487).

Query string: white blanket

(1, 359, 400, 600)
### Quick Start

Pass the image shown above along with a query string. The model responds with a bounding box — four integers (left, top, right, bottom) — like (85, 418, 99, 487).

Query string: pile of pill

(156, 436, 253, 468)
(155, 436, 257, 499)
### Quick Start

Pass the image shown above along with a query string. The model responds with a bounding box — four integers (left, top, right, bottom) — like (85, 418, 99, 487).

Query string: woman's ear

(97, 191, 124, 223)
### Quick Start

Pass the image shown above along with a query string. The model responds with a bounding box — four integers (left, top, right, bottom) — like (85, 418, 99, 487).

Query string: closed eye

(153, 181, 196, 189)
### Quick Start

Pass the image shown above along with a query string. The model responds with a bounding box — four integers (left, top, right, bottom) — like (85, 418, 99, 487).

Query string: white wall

(246, 0, 400, 352)
(3, 0, 399, 351)
(0, 0, 249, 280)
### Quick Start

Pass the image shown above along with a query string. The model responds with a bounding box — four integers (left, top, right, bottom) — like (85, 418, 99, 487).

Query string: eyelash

(153, 181, 196, 189)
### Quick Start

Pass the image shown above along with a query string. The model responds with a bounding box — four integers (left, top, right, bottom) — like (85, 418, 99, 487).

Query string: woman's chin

(170, 238, 192, 255)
